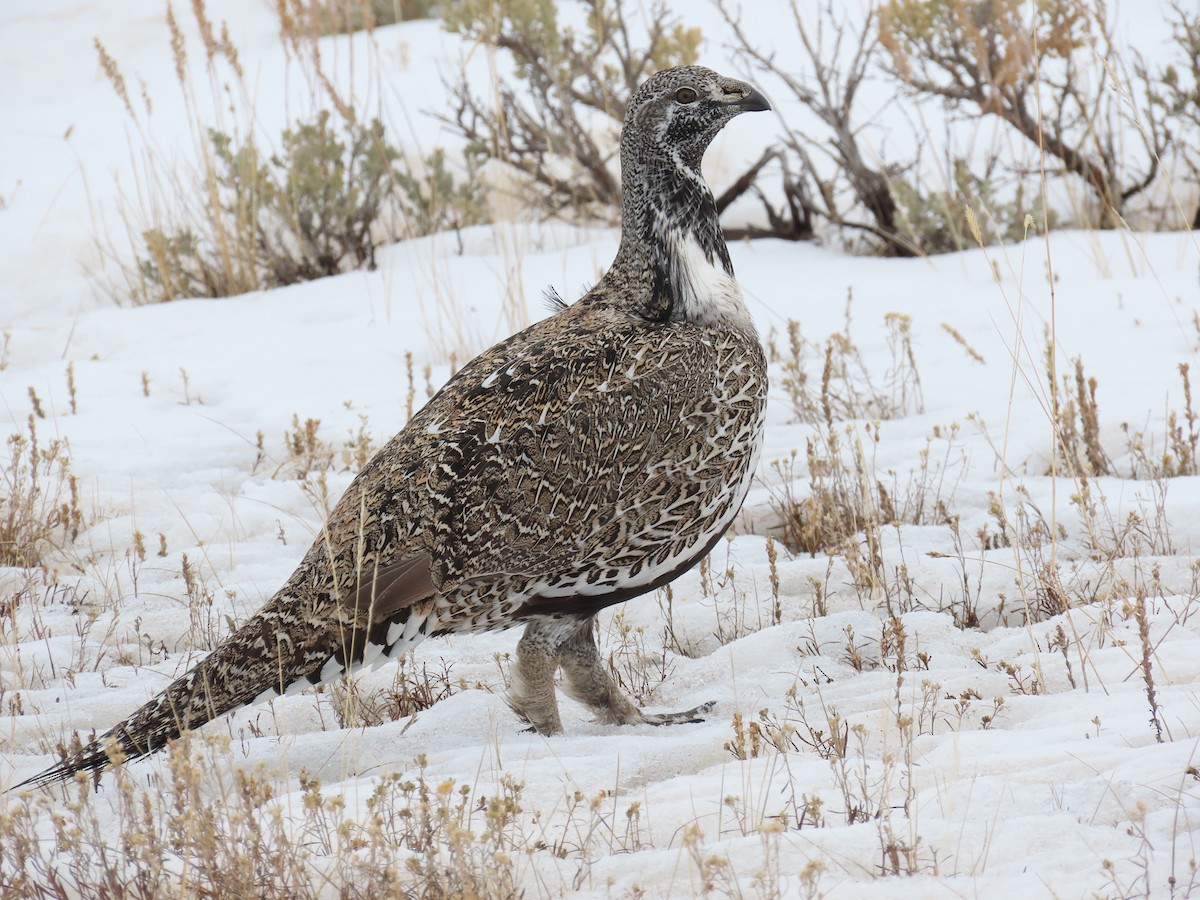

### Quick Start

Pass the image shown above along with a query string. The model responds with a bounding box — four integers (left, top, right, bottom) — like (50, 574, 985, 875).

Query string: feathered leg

(510, 617, 715, 733)
(508, 620, 566, 735)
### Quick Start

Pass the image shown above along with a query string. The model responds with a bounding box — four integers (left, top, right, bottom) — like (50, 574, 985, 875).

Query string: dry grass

(0, 416, 86, 572)
(330, 657, 474, 727)
(602, 611, 676, 706)
(769, 296, 924, 426)
(1048, 345, 1111, 478)
(1123, 363, 1200, 479)
(767, 419, 962, 559)
(0, 743, 532, 898)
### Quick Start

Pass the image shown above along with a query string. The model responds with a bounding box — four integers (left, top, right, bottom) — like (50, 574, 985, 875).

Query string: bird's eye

(674, 87, 699, 104)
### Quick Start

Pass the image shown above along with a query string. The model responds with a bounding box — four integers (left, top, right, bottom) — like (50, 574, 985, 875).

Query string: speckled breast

(428, 318, 770, 625)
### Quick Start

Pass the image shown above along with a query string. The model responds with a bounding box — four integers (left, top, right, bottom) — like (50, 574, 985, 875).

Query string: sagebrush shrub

(100, 2, 490, 305)
(878, 0, 1170, 228)
(890, 166, 1058, 253)
(279, 0, 441, 36)
(394, 147, 490, 237)
(138, 113, 401, 300)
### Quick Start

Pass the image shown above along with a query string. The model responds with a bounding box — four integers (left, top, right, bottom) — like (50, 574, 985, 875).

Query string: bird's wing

(310, 304, 743, 623)
(412, 310, 726, 591)
(338, 550, 437, 622)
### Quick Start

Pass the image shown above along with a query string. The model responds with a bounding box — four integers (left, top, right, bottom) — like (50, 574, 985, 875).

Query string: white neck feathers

(668, 231, 754, 331)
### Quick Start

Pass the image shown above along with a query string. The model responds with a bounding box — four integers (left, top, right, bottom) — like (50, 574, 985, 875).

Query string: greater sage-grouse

(17, 66, 770, 790)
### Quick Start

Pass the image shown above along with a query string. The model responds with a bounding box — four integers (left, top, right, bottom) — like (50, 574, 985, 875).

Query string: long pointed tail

(13, 597, 339, 791)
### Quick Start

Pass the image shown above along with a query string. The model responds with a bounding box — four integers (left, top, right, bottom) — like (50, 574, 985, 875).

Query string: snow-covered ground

(2, 2, 1200, 897)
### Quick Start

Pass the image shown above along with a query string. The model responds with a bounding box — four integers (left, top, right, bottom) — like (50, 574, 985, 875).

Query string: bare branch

(439, 0, 701, 222)
(877, 0, 1172, 226)
(718, 0, 914, 254)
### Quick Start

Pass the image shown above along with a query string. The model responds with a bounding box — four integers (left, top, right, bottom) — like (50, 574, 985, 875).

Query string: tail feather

(13, 595, 437, 791)
(13, 601, 329, 791)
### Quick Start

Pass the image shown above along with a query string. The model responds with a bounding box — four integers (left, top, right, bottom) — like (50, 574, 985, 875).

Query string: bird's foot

(639, 700, 716, 726)
(509, 703, 564, 736)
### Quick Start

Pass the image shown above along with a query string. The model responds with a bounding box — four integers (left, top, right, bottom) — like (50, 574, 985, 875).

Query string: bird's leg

(556, 616, 643, 724)
(557, 616, 716, 727)
(508, 620, 565, 735)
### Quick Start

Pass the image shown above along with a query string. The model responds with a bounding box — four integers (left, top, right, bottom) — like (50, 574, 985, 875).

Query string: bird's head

(606, 66, 770, 324)
(622, 66, 770, 173)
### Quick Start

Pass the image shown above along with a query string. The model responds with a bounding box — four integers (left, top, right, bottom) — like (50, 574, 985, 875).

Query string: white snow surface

(2, 2, 1200, 897)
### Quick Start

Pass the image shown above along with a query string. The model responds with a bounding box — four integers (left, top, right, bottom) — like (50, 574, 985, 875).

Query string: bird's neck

(603, 151, 751, 332)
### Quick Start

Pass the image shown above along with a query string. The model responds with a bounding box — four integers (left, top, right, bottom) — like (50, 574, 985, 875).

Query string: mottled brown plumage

(17, 66, 770, 790)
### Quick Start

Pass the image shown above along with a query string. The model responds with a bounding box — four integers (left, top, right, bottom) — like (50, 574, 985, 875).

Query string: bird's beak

(733, 85, 771, 113)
